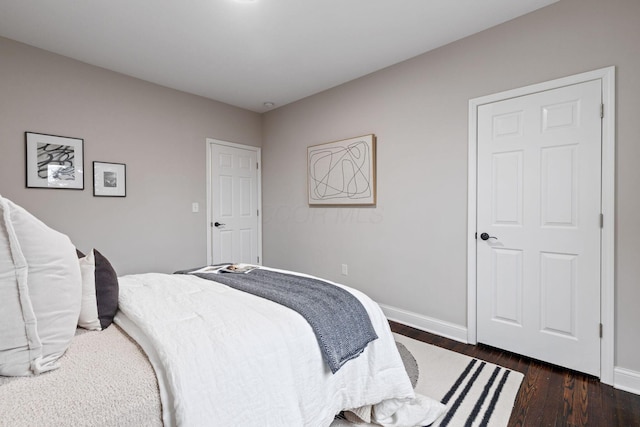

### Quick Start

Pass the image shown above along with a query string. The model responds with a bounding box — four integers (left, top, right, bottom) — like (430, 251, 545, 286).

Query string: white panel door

(477, 80, 602, 376)
(210, 143, 259, 264)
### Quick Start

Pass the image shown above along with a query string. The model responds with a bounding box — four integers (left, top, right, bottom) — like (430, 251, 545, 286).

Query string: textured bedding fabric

(116, 270, 444, 427)
(183, 267, 378, 373)
(0, 325, 162, 427)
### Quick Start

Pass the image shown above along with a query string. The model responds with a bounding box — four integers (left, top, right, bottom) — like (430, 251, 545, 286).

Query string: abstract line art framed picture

(308, 134, 376, 206)
(26, 132, 84, 190)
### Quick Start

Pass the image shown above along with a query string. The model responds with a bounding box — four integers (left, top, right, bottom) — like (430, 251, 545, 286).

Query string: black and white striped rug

(333, 334, 523, 426)
(394, 333, 523, 427)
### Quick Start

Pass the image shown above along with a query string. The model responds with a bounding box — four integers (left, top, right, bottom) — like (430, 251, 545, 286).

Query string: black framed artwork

(26, 132, 84, 190)
(93, 161, 126, 197)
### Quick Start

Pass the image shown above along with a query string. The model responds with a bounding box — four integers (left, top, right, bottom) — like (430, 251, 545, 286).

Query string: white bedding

(115, 269, 444, 427)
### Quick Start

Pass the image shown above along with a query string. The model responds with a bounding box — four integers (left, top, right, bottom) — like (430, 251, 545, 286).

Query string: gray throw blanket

(176, 268, 378, 373)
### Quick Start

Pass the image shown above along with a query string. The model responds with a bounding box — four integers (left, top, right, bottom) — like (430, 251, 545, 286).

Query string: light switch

(192, 202, 199, 213)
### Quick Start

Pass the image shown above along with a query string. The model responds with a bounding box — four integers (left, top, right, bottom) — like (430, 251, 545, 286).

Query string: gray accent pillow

(78, 249, 119, 330)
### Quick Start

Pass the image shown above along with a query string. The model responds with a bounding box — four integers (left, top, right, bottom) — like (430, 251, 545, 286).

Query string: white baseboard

(379, 303, 468, 344)
(614, 367, 640, 396)
(380, 303, 640, 396)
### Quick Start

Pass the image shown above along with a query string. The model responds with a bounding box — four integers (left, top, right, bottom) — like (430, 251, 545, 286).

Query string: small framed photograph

(93, 161, 126, 197)
(26, 132, 84, 189)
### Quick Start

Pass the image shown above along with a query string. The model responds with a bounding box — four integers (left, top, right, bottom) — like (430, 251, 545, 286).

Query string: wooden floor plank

(389, 321, 640, 427)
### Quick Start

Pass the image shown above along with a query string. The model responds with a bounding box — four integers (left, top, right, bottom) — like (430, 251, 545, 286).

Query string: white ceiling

(0, 0, 558, 113)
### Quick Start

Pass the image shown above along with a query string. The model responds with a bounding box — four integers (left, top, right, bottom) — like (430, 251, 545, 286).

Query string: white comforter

(115, 269, 443, 427)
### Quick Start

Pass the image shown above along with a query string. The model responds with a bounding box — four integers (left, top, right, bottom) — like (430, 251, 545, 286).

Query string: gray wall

(261, 0, 640, 372)
(0, 37, 262, 275)
(1, 0, 638, 375)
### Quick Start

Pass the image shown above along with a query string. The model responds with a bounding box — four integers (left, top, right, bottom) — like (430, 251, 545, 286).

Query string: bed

(0, 195, 445, 426)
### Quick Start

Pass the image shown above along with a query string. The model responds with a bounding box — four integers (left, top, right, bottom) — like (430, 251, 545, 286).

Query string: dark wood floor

(389, 321, 640, 427)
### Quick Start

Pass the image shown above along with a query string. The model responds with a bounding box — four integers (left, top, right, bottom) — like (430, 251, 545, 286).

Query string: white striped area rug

(393, 333, 524, 427)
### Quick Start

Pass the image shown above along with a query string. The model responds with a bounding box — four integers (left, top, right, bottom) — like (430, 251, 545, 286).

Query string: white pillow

(78, 250, 101, 330)
(0, 196, 82, 376)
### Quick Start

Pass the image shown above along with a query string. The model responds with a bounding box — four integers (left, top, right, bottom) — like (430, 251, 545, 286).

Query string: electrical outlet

(341, 264, 348, 276)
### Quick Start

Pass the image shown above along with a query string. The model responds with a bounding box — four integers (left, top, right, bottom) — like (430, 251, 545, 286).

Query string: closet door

(476, 80, 602, 376)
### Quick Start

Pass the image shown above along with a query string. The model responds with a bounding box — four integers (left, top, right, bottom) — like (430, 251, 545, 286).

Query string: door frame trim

(466, 66, 615, 384)
(206, 138, 262, 265)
